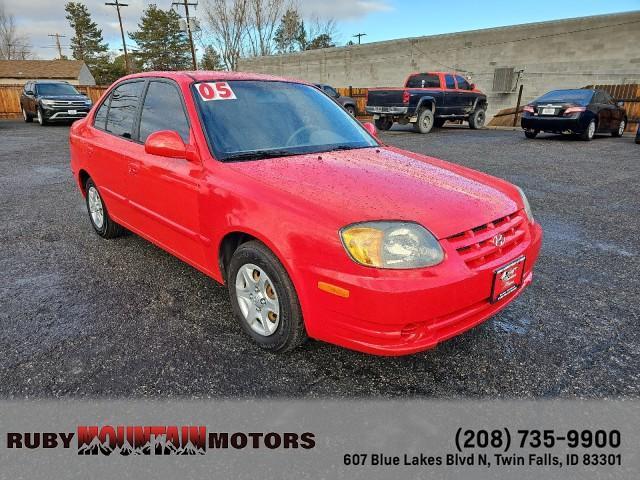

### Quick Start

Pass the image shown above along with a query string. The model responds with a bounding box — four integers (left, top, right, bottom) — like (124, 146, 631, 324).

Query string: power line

(105, 1, 130, 73)
(352, 33, 366, 45)
(48, 33, 66, 59)
(172, 0, 198, 70)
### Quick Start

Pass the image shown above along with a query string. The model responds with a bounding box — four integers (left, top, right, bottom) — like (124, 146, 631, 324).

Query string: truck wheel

(227, 241, 307, 353)
(374, 117, 392, 131)
(413, 109, 434, 134)
(434, 118, 446, 128)
(468, 108, 486, 129)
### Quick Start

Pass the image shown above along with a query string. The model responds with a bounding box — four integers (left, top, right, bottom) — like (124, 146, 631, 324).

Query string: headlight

(40, 99, 55, 106)
(340, 221, 444, 269)
(516, 186, 534, 223)
(85, 100, 92, 106)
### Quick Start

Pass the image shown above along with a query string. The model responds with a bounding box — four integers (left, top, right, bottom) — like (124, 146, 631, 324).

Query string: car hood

(227, 147, 519, 239)
(39, 95, 88, 101)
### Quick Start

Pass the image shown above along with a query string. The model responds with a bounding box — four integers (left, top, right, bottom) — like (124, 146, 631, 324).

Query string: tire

(524, 129, 538, 139)
(612, 118, 625, 137)
(580, 119, 596, 141)
(345, 105, 356, 116)
(84, 178, 124, 239)
(374, 117, 392, 131)
(22, 106, 33, 123)
(36, 107, 47, 126)
(227, 241, 307, 353)
(468, 108, 486, 129)
(413, 108, 434, 134)
(434, 118, 446, 128)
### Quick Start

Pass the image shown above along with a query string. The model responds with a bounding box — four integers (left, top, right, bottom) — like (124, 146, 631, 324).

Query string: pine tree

(129, 5, 191, 71)
(64, 2, 109, 82)
(199, 45, 225, 70)
(274, 8, 305, 53)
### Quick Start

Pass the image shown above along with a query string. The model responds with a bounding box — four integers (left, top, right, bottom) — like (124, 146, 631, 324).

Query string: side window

(455, 75, 470, 90)
(445, 75, 456, 89)
(592, 92, 604, 104)
(105, 81, 144, 139)
(139, 81, 190, 143)
(602, 92, 614, 105)
(93, 93, 111, 130)
(406, 74, 440, 88)
(324, 86, 340, 98)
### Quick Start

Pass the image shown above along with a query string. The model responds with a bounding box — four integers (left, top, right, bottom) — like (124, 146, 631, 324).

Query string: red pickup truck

(366, 72, 488, 133)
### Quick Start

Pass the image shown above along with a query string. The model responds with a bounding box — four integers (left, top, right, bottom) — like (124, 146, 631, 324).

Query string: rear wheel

(468, 108, 486, 129)
(374, 117, 392, 131)
(524, 129, 538, 139)
(580, 119, 596, 141)
(612, 119, 625, 137)
(344, 105, 356, 116)
(227, 241, 307, 353)
(413, 108, 434, 134)
(22, 106, 33, 123)
(85, 178, 124, 239)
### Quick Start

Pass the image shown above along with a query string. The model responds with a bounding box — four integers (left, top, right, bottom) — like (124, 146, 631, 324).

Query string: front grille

(446, 212, 527, 269)
(50, 100, 87, 107)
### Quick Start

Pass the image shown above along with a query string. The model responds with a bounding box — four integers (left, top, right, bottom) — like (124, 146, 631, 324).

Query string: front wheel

(413, 108, 434, 134)
(524, 129, 538, 139)
(36, 107, 47, 126)
(227, 241, 307, 353)
(468, 108, 486, 129)
(612, 119, 625, 137)
(374, 117, 392, 131)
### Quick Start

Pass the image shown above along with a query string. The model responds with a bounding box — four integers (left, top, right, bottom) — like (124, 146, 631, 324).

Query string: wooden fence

(489, 84, 640, 132)
(0, 85, 109, 119)
(336, 86, 371, 120)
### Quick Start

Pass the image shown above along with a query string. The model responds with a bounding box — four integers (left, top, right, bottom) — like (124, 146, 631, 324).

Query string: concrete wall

(238, 12, 640, 118)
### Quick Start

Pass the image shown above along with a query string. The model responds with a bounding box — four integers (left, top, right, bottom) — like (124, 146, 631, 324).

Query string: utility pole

(353, 33, 367, 45)
(48, 34, 66, 59)
(173, 0, 198, 70)
(105, 0, 130, 73)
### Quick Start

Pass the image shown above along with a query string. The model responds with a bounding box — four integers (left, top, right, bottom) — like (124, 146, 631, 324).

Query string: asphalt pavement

(1, 120, 638, 399)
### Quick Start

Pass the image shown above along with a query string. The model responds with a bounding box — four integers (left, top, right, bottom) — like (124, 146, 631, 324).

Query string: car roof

(119, 71, 312, 86)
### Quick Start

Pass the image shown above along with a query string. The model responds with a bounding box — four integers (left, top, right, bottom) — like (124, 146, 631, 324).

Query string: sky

(3, 0, 640, 59)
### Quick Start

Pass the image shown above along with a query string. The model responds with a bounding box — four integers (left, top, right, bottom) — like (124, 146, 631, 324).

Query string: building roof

(0, 60, 87, 80)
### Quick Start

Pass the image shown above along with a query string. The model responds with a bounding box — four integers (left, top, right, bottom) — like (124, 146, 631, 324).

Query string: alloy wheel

(22, 108, 27, 121)
(235, 263, 280, 337)
(37, 109, 43, 125)
(618, 121, 625, 137)
(87, 186, 104, 229)
(587, 121, 595, 139)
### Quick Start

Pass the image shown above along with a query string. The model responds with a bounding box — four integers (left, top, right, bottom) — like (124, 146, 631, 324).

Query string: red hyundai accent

(69, 72, 542, 356)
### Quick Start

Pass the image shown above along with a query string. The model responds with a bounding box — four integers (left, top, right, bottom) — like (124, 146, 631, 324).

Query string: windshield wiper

(324, 145, 369, 152)
(223, 150, 300, 161)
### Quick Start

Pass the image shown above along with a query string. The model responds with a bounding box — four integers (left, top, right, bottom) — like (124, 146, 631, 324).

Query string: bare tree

(307, 14, 338, 44)
(202, 0, 249, 71)
(246, 0, 284, 57)
(0, 3, 31, 60)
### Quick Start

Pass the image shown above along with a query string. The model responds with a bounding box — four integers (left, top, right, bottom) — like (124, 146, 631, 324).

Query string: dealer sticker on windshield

(196, 82, 237, 101)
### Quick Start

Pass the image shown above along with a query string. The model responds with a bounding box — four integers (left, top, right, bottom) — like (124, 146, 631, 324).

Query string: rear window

(105, 81, 144, 139)
(405, 74, 440, 89)
(535, 89, 594, 106)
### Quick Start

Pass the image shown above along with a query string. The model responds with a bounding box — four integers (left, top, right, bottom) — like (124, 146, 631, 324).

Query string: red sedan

(69, 72, 542, 356)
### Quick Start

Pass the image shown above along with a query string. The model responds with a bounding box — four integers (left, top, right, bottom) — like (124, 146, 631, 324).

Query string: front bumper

(301, 222, 543, 356)
(521, 114, 586, 133)
(42, 105, 91, 122)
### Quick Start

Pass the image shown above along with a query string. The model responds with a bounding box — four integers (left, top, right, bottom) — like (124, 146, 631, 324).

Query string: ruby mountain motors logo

(6, 427, 315, 455)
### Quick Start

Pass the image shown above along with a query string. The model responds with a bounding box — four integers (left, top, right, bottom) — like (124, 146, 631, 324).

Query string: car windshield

(36, 83, 81, 96)
(193, 80, 378, 161)
(535, 89, 593, 105)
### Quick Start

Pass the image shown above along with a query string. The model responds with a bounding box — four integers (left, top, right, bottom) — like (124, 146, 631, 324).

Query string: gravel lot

(1, 120, 638, 399)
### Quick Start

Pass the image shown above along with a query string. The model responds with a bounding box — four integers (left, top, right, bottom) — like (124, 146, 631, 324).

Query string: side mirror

(616, 100, 624, 107)
(362, 122, 378, 138)
(470, 83, 476, 90)
(144, 130, 187, 159)
(25, 90, 34, 96)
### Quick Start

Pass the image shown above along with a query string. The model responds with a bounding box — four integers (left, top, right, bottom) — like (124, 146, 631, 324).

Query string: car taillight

(402, 91, 410, 104)
(523, 105, 534, 113)
(564, 106, 586, 115)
